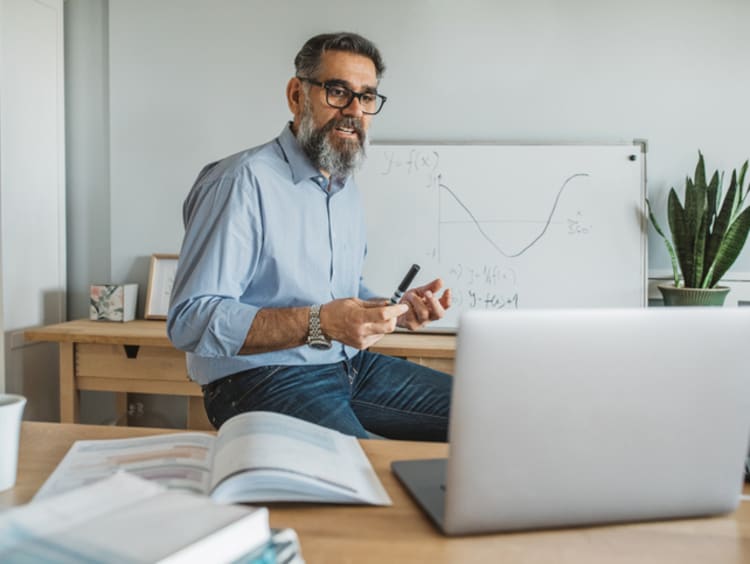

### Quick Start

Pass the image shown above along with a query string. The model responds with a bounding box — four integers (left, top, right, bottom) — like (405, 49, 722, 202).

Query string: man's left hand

(397, 278, 451, 331)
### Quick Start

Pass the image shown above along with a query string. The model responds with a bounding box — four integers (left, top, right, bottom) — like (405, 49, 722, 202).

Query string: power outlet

(127, 402, 145, 418)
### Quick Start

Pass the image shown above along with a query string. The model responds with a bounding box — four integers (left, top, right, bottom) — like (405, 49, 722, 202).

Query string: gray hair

(294, 32, 386, 80)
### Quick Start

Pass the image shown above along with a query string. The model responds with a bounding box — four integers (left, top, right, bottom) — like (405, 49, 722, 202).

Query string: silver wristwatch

(307, 304, 332, 350)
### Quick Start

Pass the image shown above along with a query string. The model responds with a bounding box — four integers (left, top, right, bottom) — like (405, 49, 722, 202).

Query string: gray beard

(296, 102, 368, 179)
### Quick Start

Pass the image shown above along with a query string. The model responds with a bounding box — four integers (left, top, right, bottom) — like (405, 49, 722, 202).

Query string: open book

(35, 411, 391, 506)
(1, 472, 270, 563)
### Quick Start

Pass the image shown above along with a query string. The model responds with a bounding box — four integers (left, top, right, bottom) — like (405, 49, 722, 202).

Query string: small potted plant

(647, 152, 750, 305)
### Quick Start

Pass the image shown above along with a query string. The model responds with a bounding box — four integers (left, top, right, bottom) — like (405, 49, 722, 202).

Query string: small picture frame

(144, 253, 179, 320)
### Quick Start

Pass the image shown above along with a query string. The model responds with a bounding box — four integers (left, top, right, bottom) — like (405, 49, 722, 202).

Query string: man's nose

(341, 95, 364, 118)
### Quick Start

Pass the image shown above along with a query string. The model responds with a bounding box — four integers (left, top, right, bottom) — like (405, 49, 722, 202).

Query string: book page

(34, 432, 216, 501)
(210, 411, 391, 505)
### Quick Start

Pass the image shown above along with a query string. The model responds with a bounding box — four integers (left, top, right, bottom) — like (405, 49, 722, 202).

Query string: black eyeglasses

(297, 77, 387, 115)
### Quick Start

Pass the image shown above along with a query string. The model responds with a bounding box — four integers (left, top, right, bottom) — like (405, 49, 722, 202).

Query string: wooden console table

(25, 320, 456, 430)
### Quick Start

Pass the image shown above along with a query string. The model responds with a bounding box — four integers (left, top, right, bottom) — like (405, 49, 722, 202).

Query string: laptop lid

(393, 308, 750, 535)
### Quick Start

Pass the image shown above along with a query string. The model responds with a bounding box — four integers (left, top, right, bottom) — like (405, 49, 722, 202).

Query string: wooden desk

(24, 320, 456, 430)
(3, 422, 749, 564)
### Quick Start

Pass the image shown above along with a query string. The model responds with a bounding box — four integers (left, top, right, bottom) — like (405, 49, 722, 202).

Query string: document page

(34, 432, 216, 501)
(210, 411, 391, 505)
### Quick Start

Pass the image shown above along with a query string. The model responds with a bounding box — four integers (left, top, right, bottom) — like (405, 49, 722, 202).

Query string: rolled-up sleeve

(167, 167, 262, 357)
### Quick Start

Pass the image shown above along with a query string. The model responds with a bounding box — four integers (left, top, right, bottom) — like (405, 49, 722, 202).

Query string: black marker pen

(389, 264, 421, 304)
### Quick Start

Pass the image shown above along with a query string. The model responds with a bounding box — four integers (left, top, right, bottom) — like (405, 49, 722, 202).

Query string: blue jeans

(202, 351, 452, 441)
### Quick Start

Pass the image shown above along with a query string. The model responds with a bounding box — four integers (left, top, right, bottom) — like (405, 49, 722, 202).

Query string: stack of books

(0, 472, 274, 562)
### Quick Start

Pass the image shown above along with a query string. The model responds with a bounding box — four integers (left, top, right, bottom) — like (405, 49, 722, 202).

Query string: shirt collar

(277, 123, 326, 185)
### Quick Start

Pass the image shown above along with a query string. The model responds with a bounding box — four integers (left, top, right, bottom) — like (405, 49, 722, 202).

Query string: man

(167, 32, 452, 441)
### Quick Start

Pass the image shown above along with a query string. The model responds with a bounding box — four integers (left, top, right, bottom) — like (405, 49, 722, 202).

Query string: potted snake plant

(647, 152, 750, 305)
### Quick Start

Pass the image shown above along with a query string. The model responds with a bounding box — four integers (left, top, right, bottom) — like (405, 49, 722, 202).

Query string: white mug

(0, 394, 26, 492)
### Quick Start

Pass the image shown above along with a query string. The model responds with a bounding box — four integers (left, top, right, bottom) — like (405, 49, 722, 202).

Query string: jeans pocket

(204, 366, 283, 428)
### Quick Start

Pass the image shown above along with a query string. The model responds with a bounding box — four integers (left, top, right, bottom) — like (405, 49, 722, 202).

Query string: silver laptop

(392, 308, 750, 535)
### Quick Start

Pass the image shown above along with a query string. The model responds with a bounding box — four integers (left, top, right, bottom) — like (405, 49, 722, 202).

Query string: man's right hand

(319, 298, 408, 349)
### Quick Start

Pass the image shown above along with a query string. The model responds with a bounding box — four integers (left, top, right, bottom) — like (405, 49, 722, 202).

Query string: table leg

(114, 393, 129, 426)
(187, 396, 213, 430)
(59, 343, 79, 423)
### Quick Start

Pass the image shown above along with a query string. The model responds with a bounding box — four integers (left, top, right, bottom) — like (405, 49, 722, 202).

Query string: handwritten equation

(378, 149, 440, 176)
(448, 263, 520, 310)
(567, 211, 591, 235)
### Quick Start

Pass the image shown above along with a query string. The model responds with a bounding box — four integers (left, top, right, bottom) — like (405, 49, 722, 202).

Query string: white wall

(1, 0, 66, 417)
(66, 1, 111, 316)
(64, 0, 119, 425)
(0, 0, 5, 392)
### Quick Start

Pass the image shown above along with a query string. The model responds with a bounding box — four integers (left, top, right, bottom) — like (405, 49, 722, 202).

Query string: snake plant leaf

(692, 210, 709, 287)
(705, 172, 738, 270)
(734, 171, 745, 217)
(703, 205, 750, 288)
(701, 171, 722, 282)
(739, 160, 748, 198)
(667, 187, 694, 286)
(706, 170, 720, 223)
(729, 169, 742, 219)
(646, 198, 681, 286)
(738, 161, 750, 215)
(685, 153, 707, 239)
(694, 151, 707, 189)
(684, 177, 702, 244)
(705, 171, 737, 277)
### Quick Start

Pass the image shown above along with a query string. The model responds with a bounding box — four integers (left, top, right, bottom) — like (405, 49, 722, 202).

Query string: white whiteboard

(357, 143, 647, 331)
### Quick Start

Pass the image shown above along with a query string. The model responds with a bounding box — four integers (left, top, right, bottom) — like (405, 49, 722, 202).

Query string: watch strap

(307, 304, 332, 349)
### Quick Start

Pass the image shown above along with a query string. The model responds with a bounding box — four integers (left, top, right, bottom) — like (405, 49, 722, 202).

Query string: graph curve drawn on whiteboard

(356, 142, 647, 332)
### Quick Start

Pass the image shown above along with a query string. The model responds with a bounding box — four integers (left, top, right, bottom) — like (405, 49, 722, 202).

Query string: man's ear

(286, 77, 303, 117)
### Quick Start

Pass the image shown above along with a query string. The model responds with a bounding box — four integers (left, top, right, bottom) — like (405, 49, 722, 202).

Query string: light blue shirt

(167, 124, 378, 385)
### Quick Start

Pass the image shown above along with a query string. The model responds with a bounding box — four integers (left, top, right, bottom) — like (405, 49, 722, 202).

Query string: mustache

(321, 116, 365, 142)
